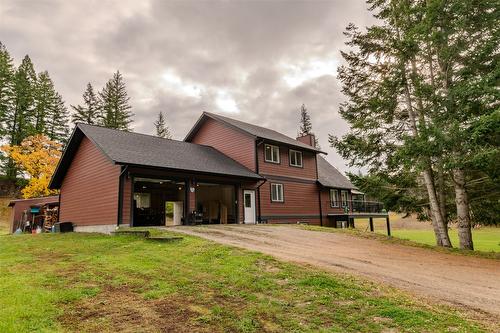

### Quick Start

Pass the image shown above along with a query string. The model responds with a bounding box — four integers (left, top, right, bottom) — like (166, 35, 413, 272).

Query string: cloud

(0, 0, 376, 173)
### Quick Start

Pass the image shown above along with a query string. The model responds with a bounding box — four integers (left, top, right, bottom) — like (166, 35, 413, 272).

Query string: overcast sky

(0, 0, 376, 173)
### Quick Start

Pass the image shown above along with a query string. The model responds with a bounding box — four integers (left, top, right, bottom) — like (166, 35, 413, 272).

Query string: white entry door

(243, 190, 256, 224)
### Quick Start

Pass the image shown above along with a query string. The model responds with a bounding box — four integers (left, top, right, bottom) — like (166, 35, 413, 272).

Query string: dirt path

(172, 225, 500, 318)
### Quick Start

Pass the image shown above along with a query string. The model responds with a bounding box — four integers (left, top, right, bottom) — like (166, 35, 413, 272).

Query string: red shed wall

(189, 118, 256, 171)
(8, 196, 59, 233)
(59, 137, 120, 226)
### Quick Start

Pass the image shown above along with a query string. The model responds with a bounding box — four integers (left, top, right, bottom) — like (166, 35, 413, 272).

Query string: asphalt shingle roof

(317, 156, 356, 189)
(188, 112, 324, 153)
(50, 124, 262, 189)
(79, 124, 261, 179)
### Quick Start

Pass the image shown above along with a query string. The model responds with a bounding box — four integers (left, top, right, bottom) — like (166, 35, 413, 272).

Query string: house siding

(257, 143, 317, 179)
(256, 142, 320, 225)
(189, 118, 256, 171)
(121, 176, 132, 226)
(59, 137, 120, 226)
(259, 178, 321, 225)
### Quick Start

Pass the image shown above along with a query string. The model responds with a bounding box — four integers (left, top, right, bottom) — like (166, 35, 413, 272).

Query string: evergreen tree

(45, 91, 70, 144)
(299, 104, 312, 135)
(4, 55, 37, 179)
(154, 111, 172, 139)
(332, 0, 498, 249)
(0, 42, 15, 138)
(33, 71, 55, 134)
(71, 83, 100, 125)
(298, 103, 320, 149)
(99, 71, 133, 130)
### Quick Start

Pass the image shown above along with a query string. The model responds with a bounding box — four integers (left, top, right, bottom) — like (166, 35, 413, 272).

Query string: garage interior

(133, 178, 185, 227)
(194, 183, 237, 224)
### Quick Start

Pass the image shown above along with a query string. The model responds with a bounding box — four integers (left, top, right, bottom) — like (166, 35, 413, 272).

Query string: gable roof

(185, 112, 325, 153)
(317, 156, 356, 189)
(50, 124, 262, 189)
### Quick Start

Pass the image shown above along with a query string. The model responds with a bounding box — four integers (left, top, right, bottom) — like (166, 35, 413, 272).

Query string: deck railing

(351, 200, 385, 214)
(324, 200, 386, 214)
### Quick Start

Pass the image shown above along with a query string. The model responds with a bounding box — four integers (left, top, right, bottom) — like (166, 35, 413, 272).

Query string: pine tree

(298, 103, 320, 149)
(299, 104, 312, 135)
(33, 71, 55, 134)
(99, 71, 133, 131)
(45, 91, 70, 144)
(0, 42, 15, 138)
(4, 55, 37, 179)
(71, 83, 100, 125)
(154, 111, 172, 139)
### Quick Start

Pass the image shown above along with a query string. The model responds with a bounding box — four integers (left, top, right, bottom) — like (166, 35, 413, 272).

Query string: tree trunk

(423, 167, 452, 247)
(452, 168, 474, 250)
(436, 160, 447, 224)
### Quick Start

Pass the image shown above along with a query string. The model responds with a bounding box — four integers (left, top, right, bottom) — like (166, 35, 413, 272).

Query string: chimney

(296, 133, 315, 147)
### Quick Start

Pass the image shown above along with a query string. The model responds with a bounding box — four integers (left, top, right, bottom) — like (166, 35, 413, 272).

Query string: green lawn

(381, 228, 500, 252)
(0, 231, 488, 333)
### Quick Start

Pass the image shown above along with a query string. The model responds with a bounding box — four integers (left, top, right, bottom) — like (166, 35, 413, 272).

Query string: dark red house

(49, 112, 386, 233)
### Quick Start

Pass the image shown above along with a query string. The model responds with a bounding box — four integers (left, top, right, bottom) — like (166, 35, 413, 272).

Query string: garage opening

(133, 178, 185, 227)
(195, 183, 236, 224)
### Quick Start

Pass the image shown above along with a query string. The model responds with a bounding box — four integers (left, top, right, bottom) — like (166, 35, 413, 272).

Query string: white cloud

(215, 90, 239, 113)
(282, 58, 339, 88)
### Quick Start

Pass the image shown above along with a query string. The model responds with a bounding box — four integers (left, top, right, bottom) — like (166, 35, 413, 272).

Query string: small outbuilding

(8, 196, 59, 233)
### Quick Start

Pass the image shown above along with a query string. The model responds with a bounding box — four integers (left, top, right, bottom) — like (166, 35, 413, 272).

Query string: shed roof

(8, 195, 59, 207)
(50, 124, 262, 189)
(317, 156, 356, 189)
(185, 112, 325, 153)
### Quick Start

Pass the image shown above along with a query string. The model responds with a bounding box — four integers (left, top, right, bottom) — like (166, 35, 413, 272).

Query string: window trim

(330, 189, 339, 207)
(270, 183, 284, 203)
(289, 149, 303, 168)
(264, 144, 280, 164)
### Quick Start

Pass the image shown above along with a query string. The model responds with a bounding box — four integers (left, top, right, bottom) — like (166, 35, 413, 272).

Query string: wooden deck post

(369, 217, 374, 232)
(386, 216, 391, 236)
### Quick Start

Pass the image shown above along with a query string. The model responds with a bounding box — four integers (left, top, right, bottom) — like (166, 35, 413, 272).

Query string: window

(289, 149, 303, 167)
(134, 193, 151, 208)
(341, 190, 349, 207)
(264, 144, 280, 163)
(244, 193, 252, 208)
(330, 189, 339, 207)
(271, 183, 284, 202)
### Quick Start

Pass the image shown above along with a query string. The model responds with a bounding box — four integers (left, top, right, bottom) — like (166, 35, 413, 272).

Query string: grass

(300, 224, 500, 260)
(0, 197, 13, 235)
(0, 230, 489, 333)
(381, 228, 500, 252)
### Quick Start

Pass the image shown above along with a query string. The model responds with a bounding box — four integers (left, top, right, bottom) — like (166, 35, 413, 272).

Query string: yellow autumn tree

(1, 135, 62, 198)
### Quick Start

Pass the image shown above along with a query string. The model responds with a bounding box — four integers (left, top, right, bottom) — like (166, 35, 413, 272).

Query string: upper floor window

(264, 144, 280, 163)
(341, 190, 349, 207)
(330, 189, 339, 207)
(289, 149, 303, 167)
(271, 183, 284, 202)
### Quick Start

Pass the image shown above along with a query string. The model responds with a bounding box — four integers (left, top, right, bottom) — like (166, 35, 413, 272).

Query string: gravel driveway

(172, 224, 500, 318)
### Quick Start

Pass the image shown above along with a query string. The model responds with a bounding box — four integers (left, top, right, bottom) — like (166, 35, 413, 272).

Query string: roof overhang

(117, 162, 264, 182)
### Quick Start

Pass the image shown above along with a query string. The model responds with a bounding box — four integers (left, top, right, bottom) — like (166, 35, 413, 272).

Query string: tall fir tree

(331, 0, 498, 248)
(4, 55, 37, 179)
(0, 42, 15, 138)
(33, 71, 55, 134)
(299, 104, 312, 135)
(71, 83, 100, 125)
(45, 91, 70, 144)
(154, 111, 172, 139)
(99, 71, 133, 131)
(298, 103, 320, 149)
